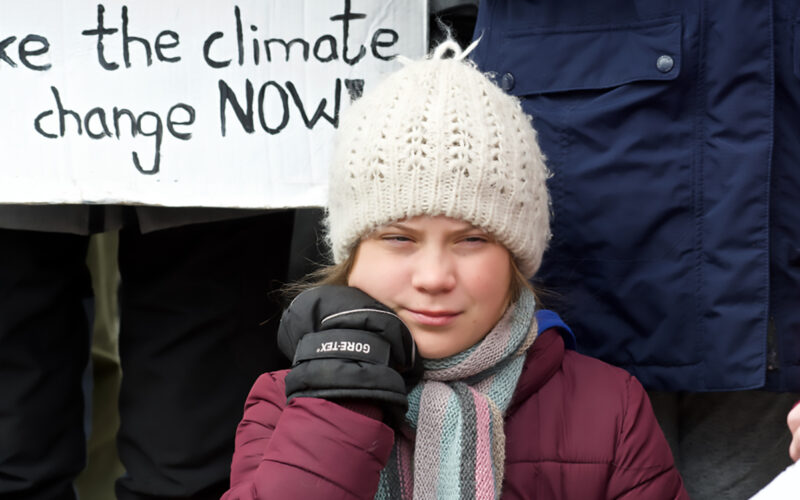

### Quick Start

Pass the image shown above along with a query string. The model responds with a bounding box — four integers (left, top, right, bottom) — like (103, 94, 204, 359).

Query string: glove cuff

(287, 387, 408, 411)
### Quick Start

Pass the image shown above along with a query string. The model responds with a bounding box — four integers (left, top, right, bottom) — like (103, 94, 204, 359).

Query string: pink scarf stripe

(397, 439, 415, 500)
(471, 386, 497, 498)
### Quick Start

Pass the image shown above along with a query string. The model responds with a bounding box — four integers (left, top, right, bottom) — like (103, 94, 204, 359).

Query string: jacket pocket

(487, 16, 682, 96)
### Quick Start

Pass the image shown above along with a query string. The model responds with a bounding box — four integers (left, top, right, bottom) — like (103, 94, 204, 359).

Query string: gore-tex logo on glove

(293, 328, 392, 366)
(317, 341, 372, 354)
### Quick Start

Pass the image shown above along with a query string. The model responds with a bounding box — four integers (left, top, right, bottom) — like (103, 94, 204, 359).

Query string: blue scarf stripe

(438, 392, 463, 497)
(487, 356, 526, 412)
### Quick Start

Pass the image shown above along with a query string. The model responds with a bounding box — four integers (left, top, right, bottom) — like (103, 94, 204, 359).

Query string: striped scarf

(375, 289, 538, 499)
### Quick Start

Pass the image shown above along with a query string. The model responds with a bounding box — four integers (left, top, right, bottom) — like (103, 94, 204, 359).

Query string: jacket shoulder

(562, 348, 635, 390)
(504, 339, 687, 498)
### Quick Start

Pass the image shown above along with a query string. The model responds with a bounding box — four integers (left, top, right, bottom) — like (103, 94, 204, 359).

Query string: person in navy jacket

(470, 2, 800, 498)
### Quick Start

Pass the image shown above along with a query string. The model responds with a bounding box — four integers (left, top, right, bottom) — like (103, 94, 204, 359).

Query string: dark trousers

(0, 212, 293, 500)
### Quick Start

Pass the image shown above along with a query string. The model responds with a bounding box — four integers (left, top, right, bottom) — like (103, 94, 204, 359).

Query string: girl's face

(348, 215, 513, 359)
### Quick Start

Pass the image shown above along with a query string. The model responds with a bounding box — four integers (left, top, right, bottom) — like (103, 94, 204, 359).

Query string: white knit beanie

(326, 40, 551, 278)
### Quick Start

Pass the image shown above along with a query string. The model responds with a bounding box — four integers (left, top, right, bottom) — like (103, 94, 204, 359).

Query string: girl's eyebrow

(385, 222, 417, 231)
(383, 222, 428, 234)
(386, 221, 488, 235)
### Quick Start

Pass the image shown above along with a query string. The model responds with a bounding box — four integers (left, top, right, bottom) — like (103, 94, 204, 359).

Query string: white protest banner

(0, 0, 427, 208)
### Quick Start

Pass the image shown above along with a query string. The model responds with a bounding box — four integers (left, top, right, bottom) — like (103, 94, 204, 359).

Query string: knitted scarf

(375, 289, 538, 499)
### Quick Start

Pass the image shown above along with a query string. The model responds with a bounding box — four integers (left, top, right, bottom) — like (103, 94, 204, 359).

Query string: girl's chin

(412, 332, 482, 360)
(417, 349, 453, 360)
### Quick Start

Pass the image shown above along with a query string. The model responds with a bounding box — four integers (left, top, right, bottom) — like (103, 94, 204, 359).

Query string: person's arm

(607, 376, 690, 499)
(789, 402, 800, 462)
(745, 402, 800, 499)
(223, 371, 395, 500)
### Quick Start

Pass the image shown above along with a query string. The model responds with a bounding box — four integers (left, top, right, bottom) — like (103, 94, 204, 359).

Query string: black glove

(277, 285, 422, 414)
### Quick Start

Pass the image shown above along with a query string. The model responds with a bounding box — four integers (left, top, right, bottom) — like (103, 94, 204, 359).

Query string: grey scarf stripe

(453, 383, 478, 498)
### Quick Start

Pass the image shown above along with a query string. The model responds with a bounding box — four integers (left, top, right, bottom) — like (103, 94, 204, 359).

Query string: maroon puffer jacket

(222, 329, 688, 499)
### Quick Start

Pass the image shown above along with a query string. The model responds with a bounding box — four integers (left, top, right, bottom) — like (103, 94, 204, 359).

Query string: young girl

(222, 41, 688, 499)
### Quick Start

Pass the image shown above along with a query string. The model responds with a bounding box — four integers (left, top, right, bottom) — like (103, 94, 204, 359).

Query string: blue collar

(535, 310, 577, 350)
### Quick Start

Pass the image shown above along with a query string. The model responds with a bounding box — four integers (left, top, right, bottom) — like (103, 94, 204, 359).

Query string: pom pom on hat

(325, 40, 551, 278)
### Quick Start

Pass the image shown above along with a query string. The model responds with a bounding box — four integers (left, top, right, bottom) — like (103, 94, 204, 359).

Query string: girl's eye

(382, 235, 413, 243)
(461, 235, 489, 244)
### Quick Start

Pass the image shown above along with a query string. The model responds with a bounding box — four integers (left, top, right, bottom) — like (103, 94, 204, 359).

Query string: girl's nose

(411, 247, 456, 294)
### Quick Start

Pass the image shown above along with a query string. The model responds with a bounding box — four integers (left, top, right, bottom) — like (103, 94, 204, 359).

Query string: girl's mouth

(405, 309, 461, 326)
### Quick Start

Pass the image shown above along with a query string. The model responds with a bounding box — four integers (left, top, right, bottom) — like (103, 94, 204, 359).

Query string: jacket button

(500, 72, 515, 91)
(656, 55, 674, 73)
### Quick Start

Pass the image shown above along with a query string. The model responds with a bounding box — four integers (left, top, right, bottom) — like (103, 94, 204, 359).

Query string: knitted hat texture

(326, 41, 551, 278)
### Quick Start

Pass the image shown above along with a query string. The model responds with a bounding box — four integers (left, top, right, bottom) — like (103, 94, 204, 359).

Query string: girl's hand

(277, 285, 422, 420)
(789, 402, 800, 462)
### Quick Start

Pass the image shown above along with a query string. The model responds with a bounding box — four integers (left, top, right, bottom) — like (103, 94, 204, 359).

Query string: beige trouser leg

(76, 231, 125, 500)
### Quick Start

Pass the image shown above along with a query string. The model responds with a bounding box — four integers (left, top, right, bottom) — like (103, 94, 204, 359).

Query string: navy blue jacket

(472, 0, 800, 392)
